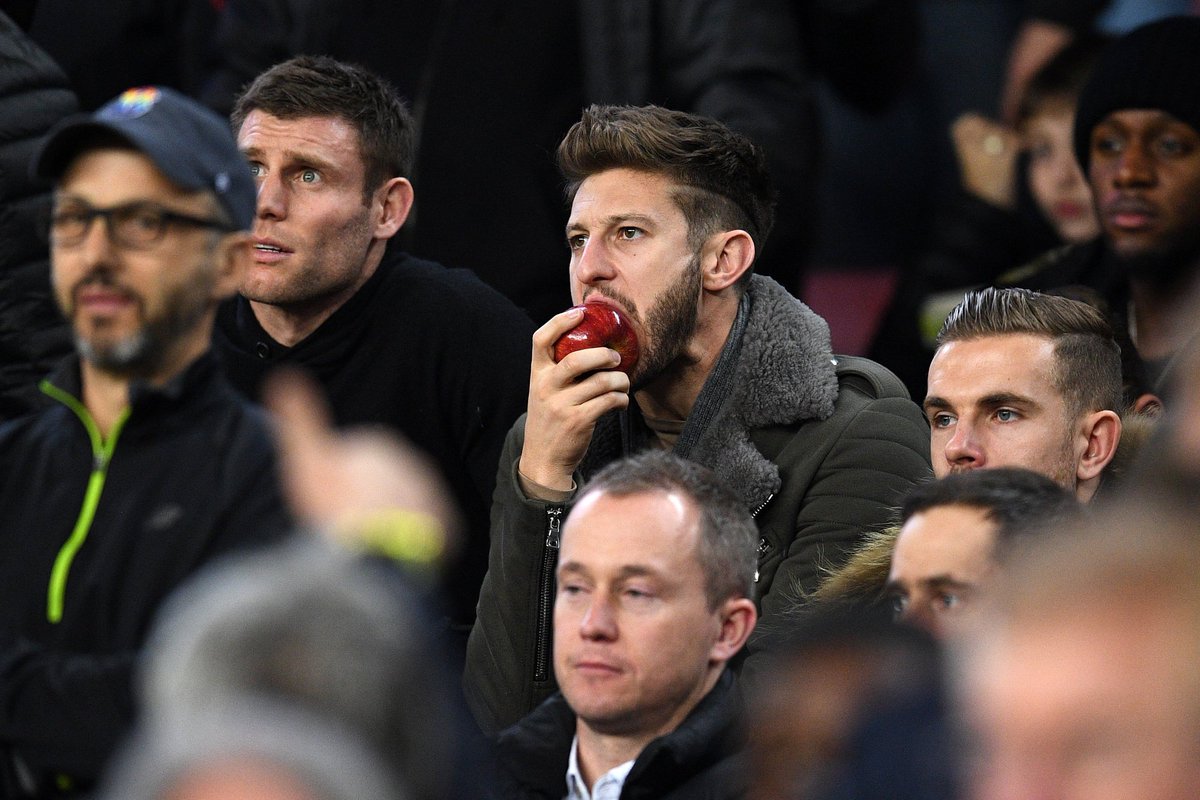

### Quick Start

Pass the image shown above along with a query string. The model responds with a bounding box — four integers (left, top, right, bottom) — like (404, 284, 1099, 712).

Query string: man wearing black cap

(0, 86, 292, 796)
(1005, 15, 1200, 396)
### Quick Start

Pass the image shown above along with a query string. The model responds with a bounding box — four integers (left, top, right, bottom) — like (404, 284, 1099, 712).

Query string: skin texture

(1089, 109, 1200, 262)
(554, 488, 755, 788)
(961, 600, 1200, 800)
(236, 111, 412, 346)
(1025, 106, 1100, 244)
(925, 335, 1078, 487)
(886, 504, 997, 640)
(519, 168, 754, 491)
(52, 147, 248, 433)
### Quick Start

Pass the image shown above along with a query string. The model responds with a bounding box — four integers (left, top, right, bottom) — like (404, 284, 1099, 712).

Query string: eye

(299, 169, 319, 183)
(890, 593, 909, 618)
(1027, 140, 1052, 161)
(567, 233, 588, 251)
(1092, 133, 1124, 156)
(617, 227, 643, 241)
(1155, 135, 1191, 158)
(930, 412, 956, 429)
(247, 162, 264, 177)
(558, 582, 586, 599)
(994, 408, 1019, 422)
(935, 592, 962, 611)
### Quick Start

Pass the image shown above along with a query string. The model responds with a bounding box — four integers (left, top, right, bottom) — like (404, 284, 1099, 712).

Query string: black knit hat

(1073, 16, 1200, 172)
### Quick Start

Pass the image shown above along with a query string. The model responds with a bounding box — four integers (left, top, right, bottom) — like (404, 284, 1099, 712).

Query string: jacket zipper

(39, 381, 131, 624)
(533, 505, 563, 683)
(751, 492, 775, 583)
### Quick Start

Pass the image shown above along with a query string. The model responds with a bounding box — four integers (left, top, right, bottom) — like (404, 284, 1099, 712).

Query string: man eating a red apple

(465, 104, 933, 735)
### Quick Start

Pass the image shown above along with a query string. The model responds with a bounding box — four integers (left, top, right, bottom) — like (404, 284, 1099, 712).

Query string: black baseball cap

(33, 86, 256, 229)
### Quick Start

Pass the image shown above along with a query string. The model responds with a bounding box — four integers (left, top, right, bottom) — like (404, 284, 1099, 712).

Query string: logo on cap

(105, 87, 161, 119)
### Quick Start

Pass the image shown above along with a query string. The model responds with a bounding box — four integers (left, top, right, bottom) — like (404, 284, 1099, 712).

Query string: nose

(74, 213, 120, 267)
(255, 171, 287, 220)
(578, 593, 618, 641)
(943, 420, 984, 471)
(898, 600, 940, 640)
(1113, 142, 1154, 188)
(571, 236, 617, 288)
(1054, 150, 1085, 189)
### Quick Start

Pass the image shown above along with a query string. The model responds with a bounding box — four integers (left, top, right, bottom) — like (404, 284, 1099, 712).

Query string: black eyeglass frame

(45, 200, 238, 249)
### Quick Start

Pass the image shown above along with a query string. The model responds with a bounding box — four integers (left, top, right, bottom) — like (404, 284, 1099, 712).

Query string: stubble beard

(628, 252, 703, 392)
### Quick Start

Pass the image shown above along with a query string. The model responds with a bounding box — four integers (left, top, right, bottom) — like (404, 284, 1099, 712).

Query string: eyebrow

(886, 574, 974, 595)
(923, 392, 1040, 414)
(565, 212, 658, 236)
(556, 562, 662, 581)
(240, 145, 339, 173)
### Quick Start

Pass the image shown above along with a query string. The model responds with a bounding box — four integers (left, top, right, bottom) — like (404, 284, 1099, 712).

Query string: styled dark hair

(231, 55, 415, 199)
(938, 287, 1123, 418)
(580, 451, 757, 607)
(557, 104, 776, 287)
(900, 468, 1079, 551)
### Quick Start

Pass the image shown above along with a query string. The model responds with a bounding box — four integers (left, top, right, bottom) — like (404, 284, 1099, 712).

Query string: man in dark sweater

(211, 56, 535, 628)
(494, 452, 757, 800)
(0, 86, 292, 796)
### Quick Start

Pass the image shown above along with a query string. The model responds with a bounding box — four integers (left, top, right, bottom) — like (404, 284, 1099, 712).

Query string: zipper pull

(545, 506, 563, 548)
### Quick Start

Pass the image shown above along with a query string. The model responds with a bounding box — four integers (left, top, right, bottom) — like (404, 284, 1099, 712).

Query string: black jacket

(494, 669, 746, 800)
(213, 245, 535, 625)
(0, 12, 76, 423)
(0, 353, 293, 796)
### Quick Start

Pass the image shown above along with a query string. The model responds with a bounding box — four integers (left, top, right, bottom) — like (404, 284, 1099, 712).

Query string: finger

(263, 368, 338, 509)
(531, 306, 586, 357)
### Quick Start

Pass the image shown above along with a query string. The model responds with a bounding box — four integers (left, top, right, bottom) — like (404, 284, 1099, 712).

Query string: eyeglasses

(47, 200, 236, 249)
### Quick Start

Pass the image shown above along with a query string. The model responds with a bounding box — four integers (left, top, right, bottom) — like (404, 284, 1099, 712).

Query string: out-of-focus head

(33, 86, 255, 380)
(927, 288, 1123, 500)
(553, 451, 757, 741)
(1017, 36, 1107, 244)
(954, 493, 1200, 800)
(1073, 17, 1200, 279)
(887, 468, 1078, 639)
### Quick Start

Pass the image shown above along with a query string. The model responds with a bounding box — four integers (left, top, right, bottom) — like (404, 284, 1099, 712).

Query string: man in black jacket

(495, 451, 756, 800)
(0, 86, 292, 796)
(213, 56, 534, 629)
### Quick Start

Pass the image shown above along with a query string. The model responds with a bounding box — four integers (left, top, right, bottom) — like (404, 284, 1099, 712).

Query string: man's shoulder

(376, 250, 536, 325)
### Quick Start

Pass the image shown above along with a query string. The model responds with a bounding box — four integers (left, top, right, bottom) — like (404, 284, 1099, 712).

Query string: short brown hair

(231, 56, 414, 200)
(937, 287, 1123, 418)
(557, 104, 776, 287)
(580, 451, 757, 608)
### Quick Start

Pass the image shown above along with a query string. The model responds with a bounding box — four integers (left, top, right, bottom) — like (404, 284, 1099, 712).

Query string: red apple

(553, 301, 640, 374)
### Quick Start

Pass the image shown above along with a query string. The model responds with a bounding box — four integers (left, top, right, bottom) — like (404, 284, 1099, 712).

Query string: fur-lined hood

(586, 275, 838, 510)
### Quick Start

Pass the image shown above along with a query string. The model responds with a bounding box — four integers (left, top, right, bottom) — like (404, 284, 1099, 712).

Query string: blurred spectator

(99, 699, 405, 800)
(953, 491, 1200, 800)
(0, 11, 76, 422)
(746, 605, 956, 800)
(1005, 16, 1200, 393)
(0, 86, 292, 795)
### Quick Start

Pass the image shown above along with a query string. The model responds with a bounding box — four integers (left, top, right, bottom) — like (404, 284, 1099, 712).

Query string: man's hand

(518, 307, 631, 492)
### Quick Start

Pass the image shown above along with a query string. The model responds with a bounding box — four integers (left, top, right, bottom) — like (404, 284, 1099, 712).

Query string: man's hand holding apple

(518, 305, 636, 494)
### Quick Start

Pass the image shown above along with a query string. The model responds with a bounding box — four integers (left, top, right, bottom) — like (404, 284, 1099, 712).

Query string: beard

(631, 252, 702, 391)
(1115, 227, 1200, 293)
(69, 268, 214, 377)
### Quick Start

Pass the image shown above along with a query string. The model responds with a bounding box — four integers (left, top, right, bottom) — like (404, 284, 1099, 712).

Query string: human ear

(701, 230, 755, 292)
(1077, 409, 1122, 482)
(709, 596, 757, 665)
(373, 177, 414, 238)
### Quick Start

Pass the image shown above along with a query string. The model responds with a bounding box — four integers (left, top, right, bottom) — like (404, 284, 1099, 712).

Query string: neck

(634, 292, 740, 422)
(249, 245, 384, 347)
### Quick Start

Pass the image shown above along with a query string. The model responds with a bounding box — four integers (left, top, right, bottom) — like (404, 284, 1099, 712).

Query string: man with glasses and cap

(0, 86, 292, 797)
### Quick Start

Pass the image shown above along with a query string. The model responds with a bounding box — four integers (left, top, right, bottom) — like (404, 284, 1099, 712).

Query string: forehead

(892, 504, 998, 578)
(1094, 108, 1200, 137)
(57, 146, 205, 208)
(569, 168, 686, 224)
(928, 334, 1061, 404)
(560, 488, 701, 573)
(237, 110, 364, 162)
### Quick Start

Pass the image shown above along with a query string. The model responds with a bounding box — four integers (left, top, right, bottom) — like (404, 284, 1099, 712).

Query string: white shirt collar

(565, 735, 636, 800)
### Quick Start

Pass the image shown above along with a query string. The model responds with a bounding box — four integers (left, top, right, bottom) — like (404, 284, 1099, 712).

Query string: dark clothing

(494, 669, 746, 800)
(0, 354, 292, 796)
(465, 276, 932, 734)
(0, 11, 76, 423)
(213, 246, 535, 625)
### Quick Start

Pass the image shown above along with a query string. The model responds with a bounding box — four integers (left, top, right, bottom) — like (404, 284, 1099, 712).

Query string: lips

(74, 281, 137, 316)
(1102, 196, 1158, 232)
(253, 236, 293, 263)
